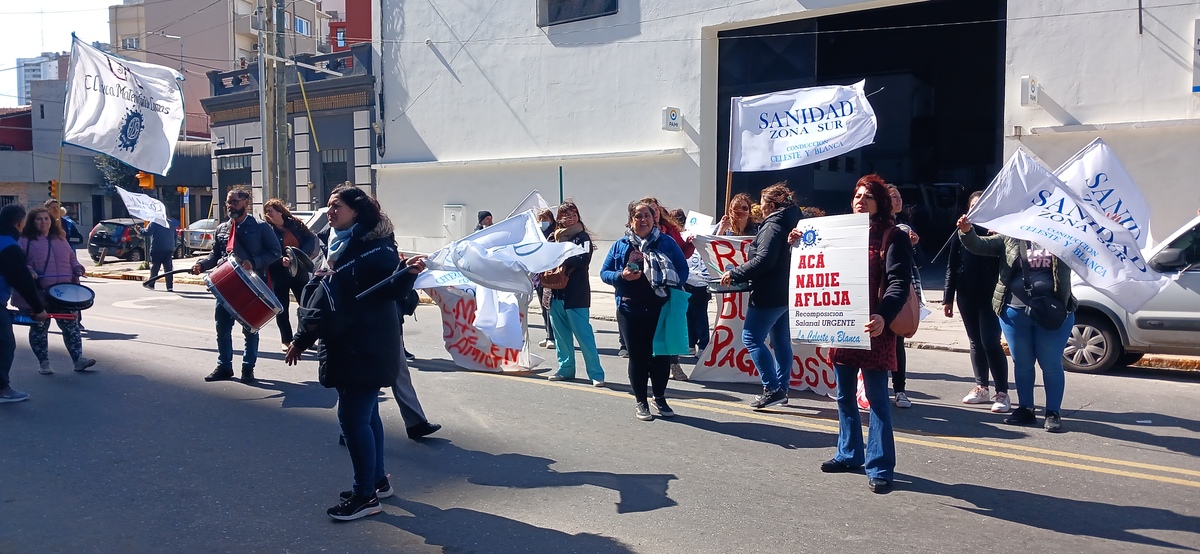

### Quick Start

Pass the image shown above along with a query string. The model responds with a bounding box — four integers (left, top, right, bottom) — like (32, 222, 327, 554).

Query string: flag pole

(55, 145, 64, 201)
(724, 97, 736, 212)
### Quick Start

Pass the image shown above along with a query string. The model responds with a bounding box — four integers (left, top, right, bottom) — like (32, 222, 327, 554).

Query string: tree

(93, 155, 139, 191)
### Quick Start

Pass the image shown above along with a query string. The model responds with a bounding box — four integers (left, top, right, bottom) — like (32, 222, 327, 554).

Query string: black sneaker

(820, 458, 861, 473)
(204, 366, 234, 382)
(340, 477, 393, 501)
(327, 494, 382, 521)
(653, 397, 674, 418)
(750, 388, 787, 410)
(1044, 410, 1063, 433)
(635, 402, 653, 421)
(407, 421, 442, 440)
(1004, 406, 1037, 425)
(240, 369, 258, 384)
(404, 350, 416, 363)
(142, 281, 154, 290)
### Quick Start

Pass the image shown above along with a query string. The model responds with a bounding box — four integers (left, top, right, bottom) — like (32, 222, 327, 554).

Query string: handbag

(879, 228, 920, 338)
(540, 266, 573, 290)
(1019, 247, 1068, 330)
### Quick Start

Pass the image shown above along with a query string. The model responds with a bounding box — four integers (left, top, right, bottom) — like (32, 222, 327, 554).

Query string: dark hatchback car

(88, 218, 146, 262)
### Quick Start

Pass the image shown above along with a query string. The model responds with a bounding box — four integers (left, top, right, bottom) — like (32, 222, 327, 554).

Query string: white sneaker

(545, 340, 555, 349)
(687, 346, 697, 356)
(990, 392, 1011, 413)
(669, 363, 688, 381)
(618, 348, 629, 358)
(38, 360, 53, 375)
(73, 358, 97, 372)
(894, 392, 912, 409)
(538, 339, 549, 348)
(962, 385, 990, 404)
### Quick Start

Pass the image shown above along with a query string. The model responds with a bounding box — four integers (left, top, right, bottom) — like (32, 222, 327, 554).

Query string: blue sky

(1, 1, 114, 108)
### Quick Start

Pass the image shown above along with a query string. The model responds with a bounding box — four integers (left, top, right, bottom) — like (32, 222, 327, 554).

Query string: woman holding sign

(799, 175, 912, 494)
(956, 212, 1076, 433)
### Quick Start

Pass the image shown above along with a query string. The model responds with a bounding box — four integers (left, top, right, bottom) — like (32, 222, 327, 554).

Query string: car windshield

(94, 222, 124, 234)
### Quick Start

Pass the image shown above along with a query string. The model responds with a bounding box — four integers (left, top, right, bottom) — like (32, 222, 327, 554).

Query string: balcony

(207, 43, 372, 97)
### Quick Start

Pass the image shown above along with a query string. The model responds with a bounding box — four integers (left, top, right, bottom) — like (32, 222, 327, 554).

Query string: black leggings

(617, 301, 669, 403)
(273, 270, 308, 345)
(958, 292, 1009, 393)
(892, 337, 906, 393)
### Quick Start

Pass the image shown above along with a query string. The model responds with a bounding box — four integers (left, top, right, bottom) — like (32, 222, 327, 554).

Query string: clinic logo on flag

(118, 108, 145, 152)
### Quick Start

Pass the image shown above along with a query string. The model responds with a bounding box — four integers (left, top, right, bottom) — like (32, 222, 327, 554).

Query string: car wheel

(129, 248, 144, 262)
(90, 252, 101, 263)
(1063, 313, 1122, 374)
(1118, 352, 1145, 367)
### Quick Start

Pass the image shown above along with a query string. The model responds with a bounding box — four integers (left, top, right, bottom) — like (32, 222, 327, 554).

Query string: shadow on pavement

(242, 379, 338, 410)
(1056, 409, 1200, 458)
(1108, 366, 1200, 384)
(79, 330, 139, 341)
(903, 475, 1200, 550)
(400, 439, 677, 515)
(661, 414, 834, 450)
(377, 498, 634, 553)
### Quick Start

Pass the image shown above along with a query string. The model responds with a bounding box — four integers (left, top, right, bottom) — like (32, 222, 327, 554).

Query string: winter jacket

(958, 228, 1077, 317)
(197, 215, 281, 278)
(549, 229, 593, 309)
(268, 218, 319, 283)
(662, 223, 696, 258)
(292, 216, 413, 389)
(944, 224, 1000, 306)
(0, 232, 45, 313)
(728, 204, 803, 308)
(600, 232, 690, 309)
(144, 221, 177, 255)
(12, 235, 84, 311)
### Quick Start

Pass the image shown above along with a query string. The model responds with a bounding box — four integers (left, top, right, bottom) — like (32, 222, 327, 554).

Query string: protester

(12, 207, 94, 375)
(285, 184, 426, 521)
(673, 208, 711, 360)
(544, 202, 605, 386)
(0, 205, 49, 403)
(141, 219, 177, 292)
(601, 201, 689, 421)
(263, 199, 319, 351)
(807, 175, 911, 494)
(475, 211, 493, 231)
(885, 184, 923, 409)
(192, 187, 282, 384)
(44, 199, 83, 245)
(719, 182, 802, 409)
(956, 212, 1076, 432)
(640, 197, 694, 380)
(534, 208, 556, 350)
(945, 191, 1010, 413)
(715, 193, 760, 236)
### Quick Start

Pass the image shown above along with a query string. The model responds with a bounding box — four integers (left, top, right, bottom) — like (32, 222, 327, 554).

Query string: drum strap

(226, 220, 237, 254)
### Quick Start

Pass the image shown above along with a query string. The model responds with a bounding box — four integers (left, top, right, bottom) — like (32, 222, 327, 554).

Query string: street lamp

(154, 30, 184, 72)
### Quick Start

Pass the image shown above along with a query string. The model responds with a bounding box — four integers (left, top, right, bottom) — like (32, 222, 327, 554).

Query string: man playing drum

(192, 187, 282, 384)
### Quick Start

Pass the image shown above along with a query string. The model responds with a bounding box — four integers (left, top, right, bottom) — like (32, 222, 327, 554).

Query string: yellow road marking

(480, 372, 1200, 489)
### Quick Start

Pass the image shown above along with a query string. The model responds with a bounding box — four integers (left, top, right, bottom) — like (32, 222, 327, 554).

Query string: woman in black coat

(285, 184, 424, 521)
(263, 199, 319, 349)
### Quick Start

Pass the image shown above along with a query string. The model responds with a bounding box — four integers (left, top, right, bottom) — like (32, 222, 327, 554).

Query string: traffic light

(47, 180, 58, 199)
(136, 172, 155, 190)
(176, 186, 188, 194)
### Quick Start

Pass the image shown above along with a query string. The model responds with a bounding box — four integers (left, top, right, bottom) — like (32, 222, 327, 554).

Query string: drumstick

(143, 268, 195, 286)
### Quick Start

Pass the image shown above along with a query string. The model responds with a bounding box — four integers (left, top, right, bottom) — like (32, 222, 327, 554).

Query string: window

(219, 155, 252, 171)
(121, 36, 140, 50)
(0, 196, 16, 207)
(336, 28, 345, 48)
(295, 17, 311, 36)
(537, 0, 618, 27)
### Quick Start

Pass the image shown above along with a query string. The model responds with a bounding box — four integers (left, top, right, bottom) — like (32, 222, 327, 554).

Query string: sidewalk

(79, 251, 1198, 371)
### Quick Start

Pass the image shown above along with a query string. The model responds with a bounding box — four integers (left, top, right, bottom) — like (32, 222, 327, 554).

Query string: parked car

(182, 218, 219, 257)
(1064, 215, 1200, 373)
(88, 218, 146, 262)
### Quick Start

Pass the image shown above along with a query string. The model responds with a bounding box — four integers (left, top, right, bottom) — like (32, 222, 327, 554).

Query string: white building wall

(1005, 1, 1200, 241)
(375, 0, 912, 251)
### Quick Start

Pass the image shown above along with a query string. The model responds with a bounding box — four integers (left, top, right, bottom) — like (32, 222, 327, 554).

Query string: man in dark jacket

(142, 220, 178, 291)
(475, 211, 492, 231)
(0, 205, 49, 403)
(192, 187, 282, 384)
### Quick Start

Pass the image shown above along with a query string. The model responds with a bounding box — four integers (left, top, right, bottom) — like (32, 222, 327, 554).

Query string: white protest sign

(788, 213, 871, 349)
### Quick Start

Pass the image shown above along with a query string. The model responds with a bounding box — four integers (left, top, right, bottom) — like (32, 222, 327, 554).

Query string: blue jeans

(337, 387, 387, 497)
(549, 300, 604, 381)
(0, 308, 14, 390)
(741, 305, 792, 391)
(215, 303, 259, 370)
(834, 364, 895, 480)
(999, 306, 1073, 413)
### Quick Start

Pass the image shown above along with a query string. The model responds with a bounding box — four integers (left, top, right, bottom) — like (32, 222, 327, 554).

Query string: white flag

(63, 35, 184, 175)
(968, 150, 1170, 313)
(113, 186, 170, 228)
(1054, 138, 1154, 248)
(506, 189, 553, 219)
(730, 80, 877, 172)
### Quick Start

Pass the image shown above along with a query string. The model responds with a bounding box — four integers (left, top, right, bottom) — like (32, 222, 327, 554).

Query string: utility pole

(257, 0, 290, 205)
(272, 0, 290, 204)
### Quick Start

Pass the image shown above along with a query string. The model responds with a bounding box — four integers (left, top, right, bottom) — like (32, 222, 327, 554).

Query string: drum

(204, 258, 283, 332)
(45, 283, 95, 311)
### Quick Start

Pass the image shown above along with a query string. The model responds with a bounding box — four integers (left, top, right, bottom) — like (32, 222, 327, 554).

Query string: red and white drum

(204, 258, 283, 332)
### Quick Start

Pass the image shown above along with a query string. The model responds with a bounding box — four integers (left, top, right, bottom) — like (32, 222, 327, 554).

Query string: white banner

(113, 186, 170, 228)
(1054, 138, 1154, 248)
(968, 150, 1171, 313)
(427, 286, 543, 372)
(690, 235, 836, 397)
(789, 213, 871, 348)
(730, 80, 877, 172)
(62, 36, 184, 175)
(506, 189, 553, 219)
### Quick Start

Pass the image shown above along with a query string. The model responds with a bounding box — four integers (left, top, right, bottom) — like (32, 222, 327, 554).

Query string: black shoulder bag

(1019, 246, 1068, 330)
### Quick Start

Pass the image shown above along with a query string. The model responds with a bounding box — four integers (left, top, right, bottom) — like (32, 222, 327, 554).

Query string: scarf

(327, 224, 356, 265)
(625, 226, 680, 297)
(552, 222, 584, 243)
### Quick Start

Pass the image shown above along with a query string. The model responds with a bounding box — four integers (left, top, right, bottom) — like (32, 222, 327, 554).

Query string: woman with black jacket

(944, 191, 1010, 413)
(720, 182, 803, 409)
(545, 201, 605, 385)
(285, 185, 424, 521)
(263, 199, 319, 350)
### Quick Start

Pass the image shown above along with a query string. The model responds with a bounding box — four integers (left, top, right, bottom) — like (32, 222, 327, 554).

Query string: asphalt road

(2, 277, 1199, 553)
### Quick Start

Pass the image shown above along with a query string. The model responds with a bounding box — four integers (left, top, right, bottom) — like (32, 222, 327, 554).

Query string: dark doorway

(716, 0, 1005, 251)
(91, 194, 105, 227)
(320, 148, 349, 202)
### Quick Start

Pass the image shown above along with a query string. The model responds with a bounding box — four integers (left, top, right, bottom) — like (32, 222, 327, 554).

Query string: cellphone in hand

(626, 261, 641, 273)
